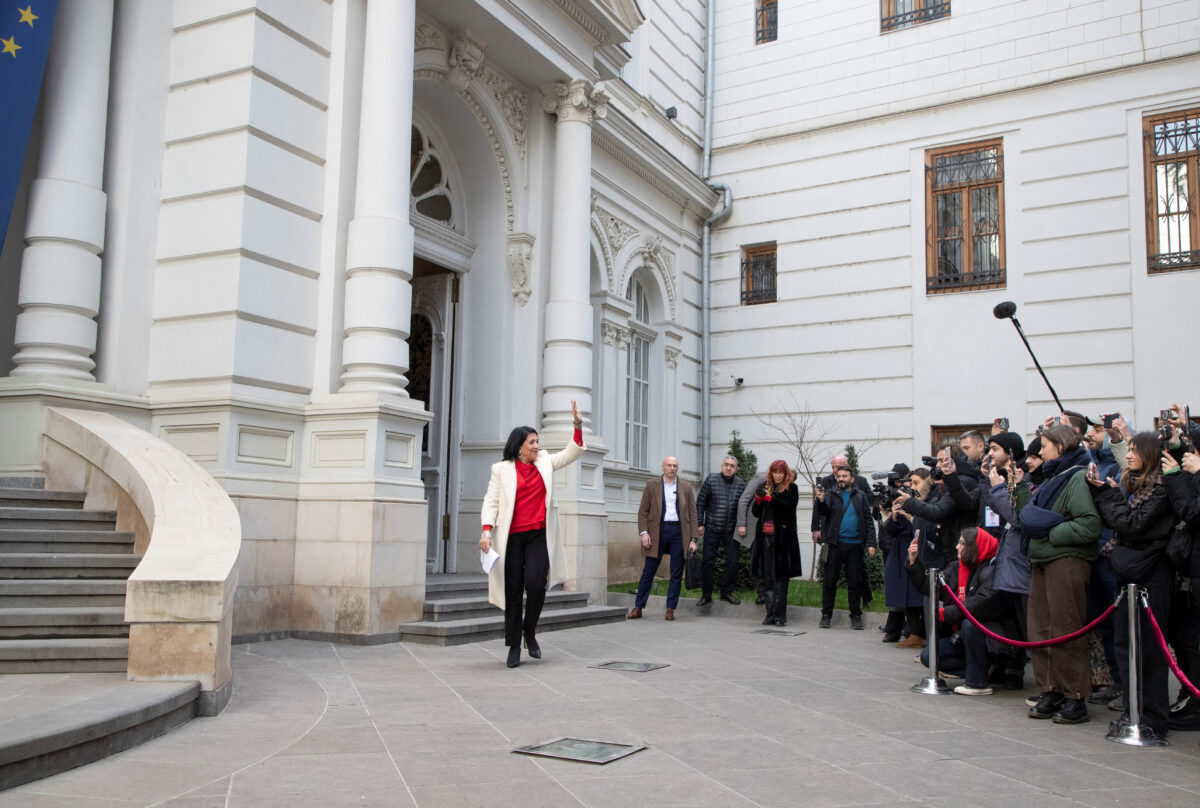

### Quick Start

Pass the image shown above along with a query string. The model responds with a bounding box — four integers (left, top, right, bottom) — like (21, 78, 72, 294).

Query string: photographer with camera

(894, 446, 978, 570)
(878, 464, 924, 644)
(810, 454, 871, 544)
(1087, 431, 1180, 739)
(1161, 403, 1200, 732)
(1022, 424, 1101, 725)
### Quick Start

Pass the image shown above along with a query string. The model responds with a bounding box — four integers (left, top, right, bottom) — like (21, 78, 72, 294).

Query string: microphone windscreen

(993, 301, 1017, 320)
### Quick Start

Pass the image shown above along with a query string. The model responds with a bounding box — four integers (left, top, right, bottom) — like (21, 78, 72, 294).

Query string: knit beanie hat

(987, 431, 1026, 463)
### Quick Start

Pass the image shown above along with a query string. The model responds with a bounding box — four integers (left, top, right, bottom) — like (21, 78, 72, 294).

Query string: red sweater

(486, 428, 582, 534)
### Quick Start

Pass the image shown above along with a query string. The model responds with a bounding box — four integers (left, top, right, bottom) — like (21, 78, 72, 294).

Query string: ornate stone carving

(481, 66, 529, 162)
(506, 232, 535, 306)
(415, 22, 446, 52)
(600, 209, 638, 255)
(615, 328, 631, 351)
(601, 322, 620, 346)
(445, 35, 485, 92)
(664, 346, 680, 369)
(542, 80, 610, 125)
(641, 235, 676, 279)
(458, 90, 515, 232)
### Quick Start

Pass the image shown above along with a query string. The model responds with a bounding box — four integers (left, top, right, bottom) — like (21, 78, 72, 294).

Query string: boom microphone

(992, 301, 1017, 320)
(992, 300, 1064, 414)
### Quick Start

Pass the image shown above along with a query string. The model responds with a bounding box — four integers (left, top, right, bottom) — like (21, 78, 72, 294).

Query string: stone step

(423, 589, 590, 622)
(0, 606, 128, 639)
(0, 674, 198, 789)
(424, 574, 489, 600)
(0, 528, 135, 554)
(0, 637, 130, 673)
(0, 553, 142, 579)
(398, 604, 628, 646)
(0, 489, 85, 509)
(0, 507, 117, 531)
(0, 579, 128, 608)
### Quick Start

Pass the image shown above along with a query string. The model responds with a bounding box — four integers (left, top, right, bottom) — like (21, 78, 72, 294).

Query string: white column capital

(542, 80, 610, 125)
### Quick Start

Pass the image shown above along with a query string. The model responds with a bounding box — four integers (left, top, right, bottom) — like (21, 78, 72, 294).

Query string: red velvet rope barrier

(1141, 597, 1200, 699)
(938, 579, 1121, 649)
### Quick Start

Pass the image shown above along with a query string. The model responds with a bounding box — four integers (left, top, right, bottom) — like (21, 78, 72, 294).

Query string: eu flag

(0, 0, 57, 253)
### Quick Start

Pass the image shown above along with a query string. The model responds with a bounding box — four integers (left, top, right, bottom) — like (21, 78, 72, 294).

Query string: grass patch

(607, 578, 888, 613)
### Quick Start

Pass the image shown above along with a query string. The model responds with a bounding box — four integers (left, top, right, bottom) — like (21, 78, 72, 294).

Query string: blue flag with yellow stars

(0, 0, 57, 253)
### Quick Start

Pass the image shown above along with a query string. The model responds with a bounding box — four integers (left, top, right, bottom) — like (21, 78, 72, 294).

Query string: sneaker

(818, 615, 831, 629)
(850, 615, 864, 631)
(896, 635, 924, 648)
(1029, 691, 1065, 719)
(955, 685, 994, 696)
(1052, 697, 1089, 725)
(1088, 685, 1120, 705)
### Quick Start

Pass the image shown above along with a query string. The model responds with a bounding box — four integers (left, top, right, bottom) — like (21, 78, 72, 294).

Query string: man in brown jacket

(628, 456, 699, 621)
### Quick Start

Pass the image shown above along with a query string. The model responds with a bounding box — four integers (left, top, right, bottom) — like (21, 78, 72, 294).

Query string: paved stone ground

(2, 600, 1198, 807)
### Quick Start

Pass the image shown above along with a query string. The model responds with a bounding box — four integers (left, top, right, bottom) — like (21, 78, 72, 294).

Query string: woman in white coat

(480, 400, 585, 667)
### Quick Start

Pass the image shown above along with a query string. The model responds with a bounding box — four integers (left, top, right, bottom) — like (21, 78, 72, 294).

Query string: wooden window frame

(881, 0, 950, 33)
(925, 138, 1006, 294)
(1144, 108, 1200, 273)
(930, 424, 991, 456)
(740, 243, 777, 305)
(756, 0, 778, 45)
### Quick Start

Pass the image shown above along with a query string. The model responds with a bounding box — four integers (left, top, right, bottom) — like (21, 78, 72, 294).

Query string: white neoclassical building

(1, 0, 1198, 645)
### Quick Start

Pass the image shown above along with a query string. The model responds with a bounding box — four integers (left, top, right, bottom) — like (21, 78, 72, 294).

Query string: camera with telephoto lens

(871, 473, 913, 510)
(921, 455, 944, 481)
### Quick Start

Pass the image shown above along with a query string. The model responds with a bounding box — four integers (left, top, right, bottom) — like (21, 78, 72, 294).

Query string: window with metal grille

(626, 279, 651, 470)
(1144, 109, 1200, 273)
(881, 0, 949, 33)
(741, 243, 777, 305)
(925, 139, 1006, 294)
(756, 0, 778, 44)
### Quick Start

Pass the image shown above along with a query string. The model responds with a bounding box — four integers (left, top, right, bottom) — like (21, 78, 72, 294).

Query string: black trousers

(822, 542, 864, 618)
(504, 528, 548, 648)
(1115, 560, 1172, 731)
(701, 530, 740, 598)
(1168, 578, 1200, 700)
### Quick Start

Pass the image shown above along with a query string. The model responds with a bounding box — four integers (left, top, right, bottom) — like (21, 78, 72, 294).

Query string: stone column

(339, 0, 415, 394)
(540, 80, 609, 430)
(11, 0, 114, 380)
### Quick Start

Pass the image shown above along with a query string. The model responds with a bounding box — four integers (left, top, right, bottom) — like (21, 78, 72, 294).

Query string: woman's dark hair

(1121, 432, 1163, 497)
(1041, 424, 1080, 453)
(503, 426, 538, 461)
(959, 527, 980, 569)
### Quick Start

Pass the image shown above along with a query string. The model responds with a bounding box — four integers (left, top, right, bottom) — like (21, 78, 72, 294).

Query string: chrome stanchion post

(912, 567, 950, 695)
(1107, 585, 1169, 747)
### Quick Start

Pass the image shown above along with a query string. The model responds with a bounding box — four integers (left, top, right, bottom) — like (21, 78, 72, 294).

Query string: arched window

(625, 278, 651, 469)
(410, 125, 455, 227)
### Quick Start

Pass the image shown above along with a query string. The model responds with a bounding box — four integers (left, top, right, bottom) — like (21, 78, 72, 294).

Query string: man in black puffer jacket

(695, 456, 748, 608)
(896, 446, 979, 568)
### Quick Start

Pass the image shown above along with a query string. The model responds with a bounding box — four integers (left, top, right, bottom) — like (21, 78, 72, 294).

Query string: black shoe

(1004, 672, 1025, 691)
(720, 593, 741, 605)
(775, 615, 787, 626)
(755, 594, 765, 605)
(506, 645, 521, 668)
(1088, 685, 1121, 705)
(762, 615, 775, 625)
(850, 615, 864, 631)
(1052, 697, 1089, 725)
(697, 595, 713, 607)
(882, 634, 900, 643)
(818, 615, 831, 629)
(523, 633, 541, 659)
(1029, 691, 1064, 719)
(1169, 695, 1200, 731)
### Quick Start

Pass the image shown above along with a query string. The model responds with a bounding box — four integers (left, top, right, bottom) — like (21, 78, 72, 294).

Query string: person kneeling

(907, 527, 1018, 696)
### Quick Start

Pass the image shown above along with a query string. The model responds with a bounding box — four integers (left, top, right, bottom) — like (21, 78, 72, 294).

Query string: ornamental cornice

(542, 79, 610, 125)
(549, 0, 608, 43)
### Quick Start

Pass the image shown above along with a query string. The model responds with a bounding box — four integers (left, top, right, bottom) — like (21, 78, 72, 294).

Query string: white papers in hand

(481, 547, 500, 574)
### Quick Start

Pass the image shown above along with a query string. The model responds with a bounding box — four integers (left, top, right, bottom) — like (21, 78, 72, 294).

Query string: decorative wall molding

(480, 65, 529, 163)
(599, 207, 638, 255)
(457, 88, 516, 232)
(506, 232, 535, 306)
(414, 22, 446, 52)
(615, 327, 631, 351)
(549, 0, 608, 43)
(664, 346, 680, 369)
(445, 34, 485, 92)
